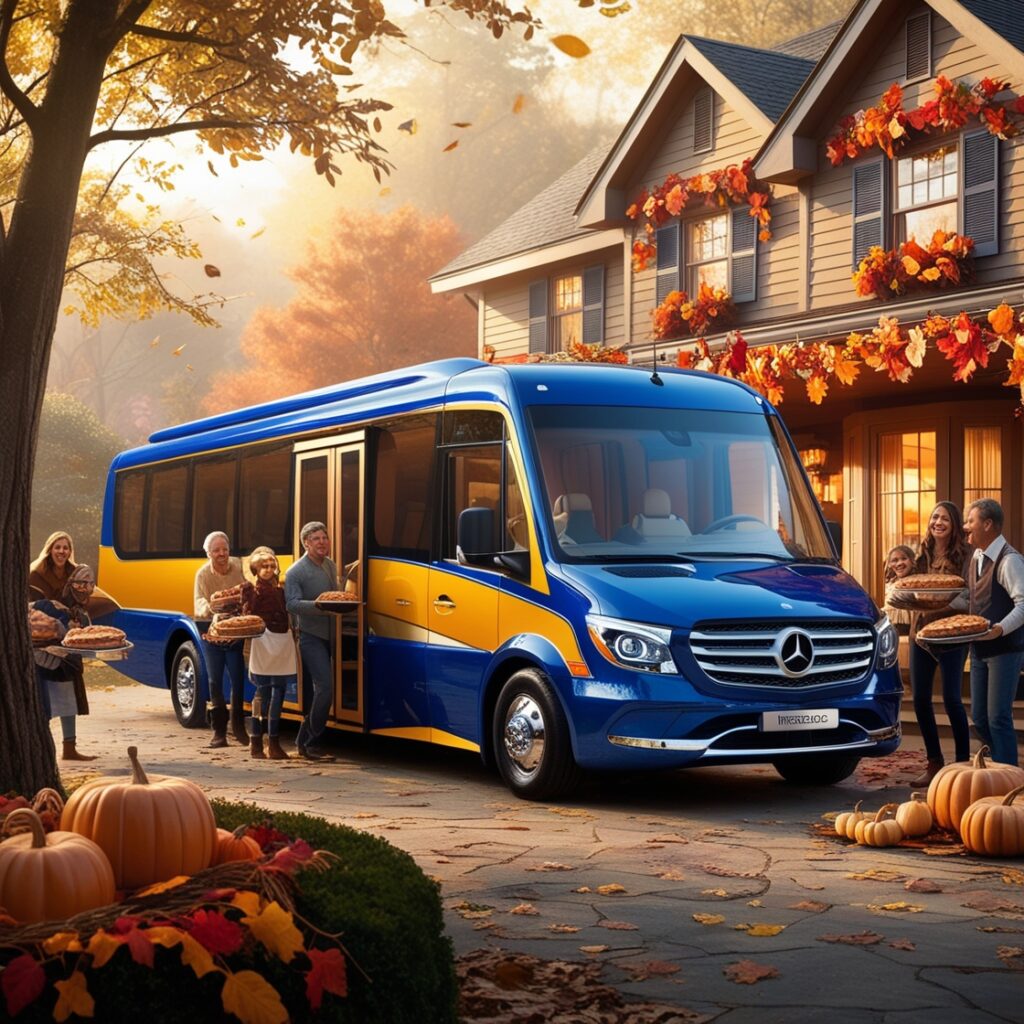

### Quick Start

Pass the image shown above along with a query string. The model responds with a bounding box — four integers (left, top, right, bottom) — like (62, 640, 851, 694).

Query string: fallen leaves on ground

(818, 931, 884, 946)
(702, 863, 761, 879)
(905, 878, 943, 893)
(692, 913, 724, 926)
(456, 949, 706, 1023)
(889, 938, 916, 951)
(547, 924, 580, 933)
(621, 960, 680, 981)
(1002, 869, 1024, 886)
(846, 869, 904, 882)
(996, 946, 1024, 969)
(735, 924, 785, 937)
(597, 920, 638, 931)
(723, 960, 779, 985)
(650, 834, 689, 845)
(579, 945, 608, 955)
(657, 870, 686, 881)
(548, 807, 594, 819)
(790, 900, 831, 913)
(453, 901, 494, 920)
(961, 893, 1024, 914)
(867, 901, 924, 914)
(527, 862, 575, 872)
(508, 903, 540, 916)
(596, 884, 627, 896)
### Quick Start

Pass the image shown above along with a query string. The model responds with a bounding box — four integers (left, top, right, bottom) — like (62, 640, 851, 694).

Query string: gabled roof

(774, 20, 843, 60)
(756, 0, 1024, 183)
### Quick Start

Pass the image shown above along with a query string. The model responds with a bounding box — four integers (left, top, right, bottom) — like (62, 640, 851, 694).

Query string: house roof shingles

(958, 0, 1024, 53)
(773, 20, 843, 60)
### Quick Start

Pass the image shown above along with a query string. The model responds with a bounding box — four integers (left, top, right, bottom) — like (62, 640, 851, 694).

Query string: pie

(210, 584, 243, 609)
(29, 609, 59, 643)
(917, 614, 989, 639)
(316, 590, 358, 603)
(893, 574, 965, 591)
(208, 614, 265, 639)
(63, 625, 127, 649)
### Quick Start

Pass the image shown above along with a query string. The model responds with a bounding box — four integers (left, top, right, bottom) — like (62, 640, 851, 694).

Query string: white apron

(48, 678, 78, 718)
(248, 628, 297, 676)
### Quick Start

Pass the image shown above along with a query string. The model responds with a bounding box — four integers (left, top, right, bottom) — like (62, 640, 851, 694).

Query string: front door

(293, 434, 365, 727)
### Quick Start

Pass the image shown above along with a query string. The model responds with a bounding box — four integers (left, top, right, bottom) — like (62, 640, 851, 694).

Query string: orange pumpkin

(927, 746, 1024, 833)
(853, 803, 903, 847)
(959, 784, 1024, 857)
(61, 745, 217, 889)
(895, 792, 933, 837)
(834, 800, 870, 840)
(212, 826, 262, 865)
(0, 808, 115, 923)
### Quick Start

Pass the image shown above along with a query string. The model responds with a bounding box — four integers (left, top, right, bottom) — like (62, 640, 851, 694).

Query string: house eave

(430, 229, 623, 294)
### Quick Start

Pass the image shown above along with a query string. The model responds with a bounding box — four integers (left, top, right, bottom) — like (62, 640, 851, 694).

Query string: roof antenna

(650, 338, 664, 386)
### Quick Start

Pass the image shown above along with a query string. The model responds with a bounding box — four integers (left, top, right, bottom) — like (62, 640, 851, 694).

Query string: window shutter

(655, 223, 680, 304)
(528, 279, 548, 354)
(582, 265, 605, 344)
(905, 12, 931, 81)
(730, 206, 757, 303)
(693, 86, 713, 153)
(852, 159, 886, 270)
(962, 129, 999, 258)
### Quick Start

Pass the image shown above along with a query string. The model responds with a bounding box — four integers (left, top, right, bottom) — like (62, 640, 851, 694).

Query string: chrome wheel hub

(176, 658, 196, 714)
(503, 695, 545, 775)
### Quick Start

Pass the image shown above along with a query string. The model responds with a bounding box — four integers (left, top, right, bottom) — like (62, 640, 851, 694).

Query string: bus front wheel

(772, 754, 860, 785)
(170, 641, 206, 729)
(493, 669, 581, 800)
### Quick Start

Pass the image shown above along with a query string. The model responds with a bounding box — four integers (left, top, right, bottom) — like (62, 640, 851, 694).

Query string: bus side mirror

(457, 507, 495, 565)
(825, 519, 842, 555)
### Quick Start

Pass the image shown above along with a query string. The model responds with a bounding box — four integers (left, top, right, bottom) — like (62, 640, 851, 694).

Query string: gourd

(212, 826, 262, 865)
(959, 784, 1024, 857)
(61, 746, 217, 889)
(834, 800, 870, 839)
(854, 804, 904, 847)
(894, 792, 933, 837)
(0, 808, 115, 923)
(926, 746, 1024, 833)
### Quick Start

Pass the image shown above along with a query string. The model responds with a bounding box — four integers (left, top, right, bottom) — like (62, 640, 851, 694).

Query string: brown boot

(62, 740, 97, 761)
(209, 706, 229, 748)
(911, 758, 944, 788)
(250, 735, 266, 759)
(266, 735, 290, 760)
(230, 706, 249, 745)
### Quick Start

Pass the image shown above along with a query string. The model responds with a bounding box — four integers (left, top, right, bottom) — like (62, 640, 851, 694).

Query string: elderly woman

(29, 531, 76, 601)
(194, 531, 247, 747)
(31, 564, 98, 760)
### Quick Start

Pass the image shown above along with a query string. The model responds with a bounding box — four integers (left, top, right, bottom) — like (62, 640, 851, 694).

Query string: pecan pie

(208, 614, 265, 638)
(316, 590, 358, 603)
(893, 574, 965, 591)
(917, 614, 989, 639)
(63, 625, 128, 649)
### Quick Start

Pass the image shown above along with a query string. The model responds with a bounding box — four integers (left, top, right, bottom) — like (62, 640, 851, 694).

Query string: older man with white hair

(194, 530, 247, 747)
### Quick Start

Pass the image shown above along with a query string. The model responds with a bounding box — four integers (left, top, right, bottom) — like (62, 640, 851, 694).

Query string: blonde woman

(29, 531, 76, 601)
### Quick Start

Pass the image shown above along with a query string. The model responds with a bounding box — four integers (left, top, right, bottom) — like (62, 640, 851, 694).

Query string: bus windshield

(527, 404, 833, 563)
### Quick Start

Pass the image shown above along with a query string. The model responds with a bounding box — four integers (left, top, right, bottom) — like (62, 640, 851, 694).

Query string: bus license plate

(762, 709, 839, 732)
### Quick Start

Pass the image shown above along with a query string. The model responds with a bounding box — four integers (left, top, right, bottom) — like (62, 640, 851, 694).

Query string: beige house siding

(481, 244, 626, 360)
(809, 9, 1024, 310)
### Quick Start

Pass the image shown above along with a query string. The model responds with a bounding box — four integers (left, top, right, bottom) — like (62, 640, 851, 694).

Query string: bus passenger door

(293, 435, 365, 728)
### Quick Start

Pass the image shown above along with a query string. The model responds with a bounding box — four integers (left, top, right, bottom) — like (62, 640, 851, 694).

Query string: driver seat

(552, 493, 603, 544)
(631, 488, 691, 540)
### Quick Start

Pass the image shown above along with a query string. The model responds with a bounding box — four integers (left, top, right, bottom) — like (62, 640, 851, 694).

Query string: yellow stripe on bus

(370, 726, 481, 752)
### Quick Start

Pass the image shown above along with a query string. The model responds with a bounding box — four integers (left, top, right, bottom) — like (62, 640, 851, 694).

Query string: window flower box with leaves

(652, 283, 734, 341)
(852, 231, 974, 299)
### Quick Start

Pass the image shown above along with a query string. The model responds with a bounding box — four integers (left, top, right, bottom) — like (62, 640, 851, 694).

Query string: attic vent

(693, 86, 713, 153)
(905, 12, 931, 81)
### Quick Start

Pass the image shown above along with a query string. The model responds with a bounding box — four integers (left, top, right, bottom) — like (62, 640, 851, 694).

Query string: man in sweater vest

(965, 498, 1024, 765)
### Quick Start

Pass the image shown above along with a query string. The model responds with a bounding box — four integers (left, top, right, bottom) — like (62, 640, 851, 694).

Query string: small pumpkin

(60, 745, 217, 889)
(895, 792, 933, 837)
(834, 800, 870, 839)
(854, 803, 904, 847)
(0, 808, 115, 923)
(212, 825, 261, 865)
(927, 746, 1024, 833)
(959, 784, 1024, 857)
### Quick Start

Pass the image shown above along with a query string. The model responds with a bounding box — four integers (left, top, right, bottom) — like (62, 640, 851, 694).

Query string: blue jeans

(251, 674, 291, 737)
(201, 638, 245, 710)
(969, 646, 1024, 765)
(297, 634, 333, 749)
(910, 640, 969, 762)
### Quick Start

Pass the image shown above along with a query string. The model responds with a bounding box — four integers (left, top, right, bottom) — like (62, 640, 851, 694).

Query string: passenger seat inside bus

(552, 493, 603, 544)
(631, 488, 691, 540)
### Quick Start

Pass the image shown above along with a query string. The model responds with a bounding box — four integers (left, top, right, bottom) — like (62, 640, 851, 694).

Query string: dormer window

(693, 86, 713, 153)
(895, 142, 957, 243)
(905, 11, 931, 82)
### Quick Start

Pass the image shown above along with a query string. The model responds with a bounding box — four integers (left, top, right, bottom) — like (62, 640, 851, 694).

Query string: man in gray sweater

(284, 521, 338, 760)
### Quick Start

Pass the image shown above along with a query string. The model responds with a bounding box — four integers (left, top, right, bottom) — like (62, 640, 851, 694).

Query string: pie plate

(58, 641, 134, 660)
(316, 598, 361, 612)
(917, 630, 989, 645)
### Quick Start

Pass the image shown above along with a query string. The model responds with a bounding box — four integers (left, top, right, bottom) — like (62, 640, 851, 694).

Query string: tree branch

(88, 116, 253, 149)
(106, 0, 152, 45)
(0, 0, 39, 130)
(128, 22, 236, 51)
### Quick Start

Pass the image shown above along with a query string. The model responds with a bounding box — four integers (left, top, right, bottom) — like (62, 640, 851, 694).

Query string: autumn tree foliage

(204, 206, 475, 411)
(0, 0, 540, 795)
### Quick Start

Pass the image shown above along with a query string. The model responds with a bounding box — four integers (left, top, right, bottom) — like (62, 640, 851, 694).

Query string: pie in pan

(63, 625, 128, 649)
(893, 574, 965, 591)
(917, 614, 989, 639)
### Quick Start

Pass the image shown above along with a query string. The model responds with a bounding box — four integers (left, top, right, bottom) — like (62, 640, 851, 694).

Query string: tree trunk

(0, 1, 119, 794)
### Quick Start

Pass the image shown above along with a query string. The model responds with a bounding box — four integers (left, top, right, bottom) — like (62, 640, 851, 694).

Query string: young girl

(240, 547, 297, 760)
(883, 544, 916, 633)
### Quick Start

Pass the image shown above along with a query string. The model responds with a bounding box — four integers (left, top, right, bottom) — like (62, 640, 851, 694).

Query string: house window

(687, 214, 729, 293)
(551, 273, 583, 350)
(963, 425, 1001, 510)
(879, 429, 936, 554)
(895, 143, 957, 242)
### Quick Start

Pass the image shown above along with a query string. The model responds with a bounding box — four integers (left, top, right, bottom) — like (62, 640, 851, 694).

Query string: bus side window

(443, 444, 501, 560)
(115, 470, 146, 555)
(238, 445, 292, 553)
(191, 455, 238, 555)
(505, 448, 529, 553)
(146, 464, 188, 554)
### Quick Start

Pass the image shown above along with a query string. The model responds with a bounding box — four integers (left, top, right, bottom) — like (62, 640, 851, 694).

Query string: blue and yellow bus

(99, 357, 901, 798)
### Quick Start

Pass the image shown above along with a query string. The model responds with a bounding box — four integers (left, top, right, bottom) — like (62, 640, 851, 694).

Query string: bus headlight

(586, 614, 678, 674)
(874, 614, 899, 670)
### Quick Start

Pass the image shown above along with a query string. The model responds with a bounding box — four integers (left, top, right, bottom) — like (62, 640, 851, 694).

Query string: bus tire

(170, 641, 206, 729)
(493, 669, 581, 801)
(772, 754, 860, 786)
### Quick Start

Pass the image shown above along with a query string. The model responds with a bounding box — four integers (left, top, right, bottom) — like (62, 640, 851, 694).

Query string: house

(430, 0, 1024, 607)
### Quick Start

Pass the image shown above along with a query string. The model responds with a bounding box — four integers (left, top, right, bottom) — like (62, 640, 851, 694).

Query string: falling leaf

(235, 217, 246, 227)
(204, 264, 221, 277)
(186, 364, 195, 372)
(596, 883, 626, 896)
(305, 947, 347, 1010)
(597, 920, 638, 930)
(171, 344, 186, 356)
(53, 971, 94, 1023)
(242, 901, 304, 963)
(724, 960, 779, 985)
(508, 903, 540, 915)
(398, 118, 418, 134)
(250, 227, 266, 239)
(818, 932, 884, 946)
(451, 121, 472, 128)
(889, 938, 916, 951)
(551, 34, 591, 58)
(579, 945, 609, 954)
(548, 923, 580, 933)
(868, 902, 924, 914)
(693, 913, 725, 926)
(221, 969, 288, 1024)
(1, 954, 45, 1017)
(149, 336, 160, 348)
(905, 878, 943, 893)
(207, 161, 218, 176)
(512, 94, 526, 114)
(379, 187, 392, 197)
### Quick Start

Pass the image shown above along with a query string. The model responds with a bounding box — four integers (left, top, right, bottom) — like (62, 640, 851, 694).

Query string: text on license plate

(761, 709, 839, 732)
